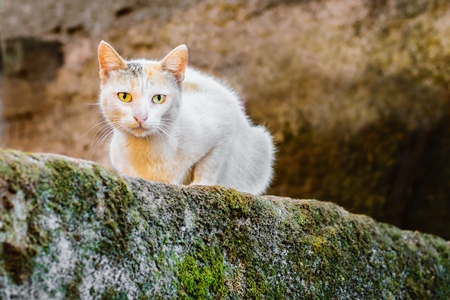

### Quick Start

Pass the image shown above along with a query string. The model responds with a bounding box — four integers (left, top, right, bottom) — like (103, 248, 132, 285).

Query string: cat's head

(98, 41, 187, 138)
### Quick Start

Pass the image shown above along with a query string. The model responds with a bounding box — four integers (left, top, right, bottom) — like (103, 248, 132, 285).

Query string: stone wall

(1, 149, 449, 299)
(1, 0, 450, 238)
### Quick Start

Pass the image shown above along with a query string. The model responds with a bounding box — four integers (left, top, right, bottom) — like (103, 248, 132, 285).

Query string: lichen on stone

(0, 148, 449, 299)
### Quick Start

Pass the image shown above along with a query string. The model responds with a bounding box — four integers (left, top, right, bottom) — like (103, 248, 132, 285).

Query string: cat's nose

(134, 115, 148, 125)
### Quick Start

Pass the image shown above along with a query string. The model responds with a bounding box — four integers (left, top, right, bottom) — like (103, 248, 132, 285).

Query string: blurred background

(1, 0, 449, 239)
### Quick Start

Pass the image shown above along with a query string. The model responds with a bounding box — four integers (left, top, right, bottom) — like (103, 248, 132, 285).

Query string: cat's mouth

(123, 121, 158, 137)
(133, 128, 148, 136)
(129, 124, 154, 137)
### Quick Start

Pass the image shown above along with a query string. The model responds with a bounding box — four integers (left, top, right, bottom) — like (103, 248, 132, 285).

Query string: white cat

(98, 41, 274, 195)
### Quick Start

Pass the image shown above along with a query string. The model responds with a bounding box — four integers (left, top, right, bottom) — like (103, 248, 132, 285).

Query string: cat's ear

(160, 45, 188, 85)
(98, 41, 128, 83)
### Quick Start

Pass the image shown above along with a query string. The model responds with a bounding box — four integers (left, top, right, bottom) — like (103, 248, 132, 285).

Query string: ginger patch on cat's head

(145, 64, 158, 78)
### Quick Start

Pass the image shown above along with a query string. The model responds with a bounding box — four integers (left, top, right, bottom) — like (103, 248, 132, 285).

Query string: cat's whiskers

(89, 116, 124, 159)
(91, 117, 121, 142)
(90, 122, 127, 159)
(90, 124, 116, 148)
(160, 118, 181, 135)
(84, 102, 101, 107)
(160, 117, 180, 132)
(78, 118, 111, 140)
(151, 130, 164, 146)
(90, 129, 113, 160)
(86, 125, 111, 157)
(160, 124, 179, 138)
(156, 122, 178, 145)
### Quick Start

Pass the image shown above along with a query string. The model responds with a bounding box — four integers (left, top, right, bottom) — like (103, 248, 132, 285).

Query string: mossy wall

(0, 149, 449, 299)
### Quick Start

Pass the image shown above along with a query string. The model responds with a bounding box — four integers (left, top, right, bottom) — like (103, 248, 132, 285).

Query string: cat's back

(180, 68, 246, 130)
(183, 67, 222, 92)
(182, 68, 242, 107)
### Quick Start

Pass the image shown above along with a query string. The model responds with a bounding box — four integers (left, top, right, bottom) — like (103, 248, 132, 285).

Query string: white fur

(99, 44, 275, 195)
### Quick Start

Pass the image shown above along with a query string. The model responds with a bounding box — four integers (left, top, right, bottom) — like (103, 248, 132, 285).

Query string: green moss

(0, 150, 55, 285)
(177, 243, 227, 300)
(0, 149, 136, 288)
(42, 159, 134, 257)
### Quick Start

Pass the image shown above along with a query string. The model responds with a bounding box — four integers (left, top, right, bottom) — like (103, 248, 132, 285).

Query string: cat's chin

(127, 127, 153, 138)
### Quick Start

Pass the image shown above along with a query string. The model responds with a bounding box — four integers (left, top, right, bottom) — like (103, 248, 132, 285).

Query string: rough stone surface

(0, 148, 449, 299)
(1, 0, 450, 239)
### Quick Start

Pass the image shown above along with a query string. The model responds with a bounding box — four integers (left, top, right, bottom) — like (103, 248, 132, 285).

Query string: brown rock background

(1, 0, 450, 238)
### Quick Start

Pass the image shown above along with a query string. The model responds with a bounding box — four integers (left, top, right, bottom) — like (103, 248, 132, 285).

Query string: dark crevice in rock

(2, 37, 63, 85)
(2, 242, 36, 285)
(52, 25, 62, 34)
(67, 24, 85, 35)
(115, 7, 134, 18)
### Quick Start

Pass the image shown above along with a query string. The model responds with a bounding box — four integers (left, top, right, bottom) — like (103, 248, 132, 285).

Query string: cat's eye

(152, 94, 166, 104)
(118, 92, 132, 103)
